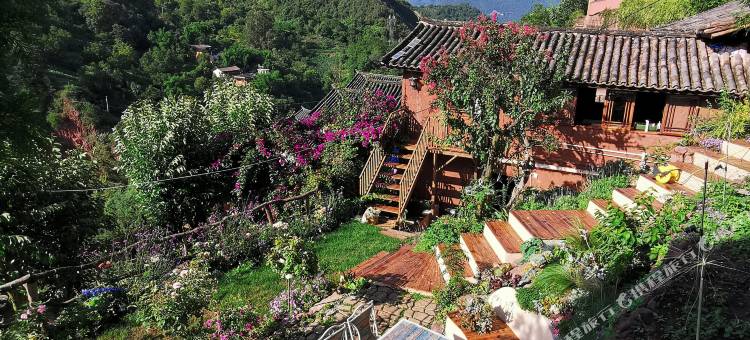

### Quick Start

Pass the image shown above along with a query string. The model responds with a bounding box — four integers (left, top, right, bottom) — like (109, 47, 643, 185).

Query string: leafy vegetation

(614, 0, 730, 29)
(521, 0, 588, 27)
(517, 171, 633, 211)
(415, 4, 482, 21)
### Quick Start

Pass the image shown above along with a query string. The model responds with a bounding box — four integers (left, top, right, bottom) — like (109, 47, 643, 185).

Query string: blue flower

(82, 287, 124, 298)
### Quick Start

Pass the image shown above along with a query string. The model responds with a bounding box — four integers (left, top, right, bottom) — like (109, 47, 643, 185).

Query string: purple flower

(699, 138, 723, 152)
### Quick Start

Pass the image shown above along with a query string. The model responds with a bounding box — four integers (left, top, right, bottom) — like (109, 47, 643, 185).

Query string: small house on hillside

(360, 2, 750, 223)
(212, 66, 242, 78)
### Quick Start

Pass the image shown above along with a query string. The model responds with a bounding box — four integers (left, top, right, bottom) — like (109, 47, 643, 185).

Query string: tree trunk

(482, 135, 500, 180)
(506, 136, 534, 208)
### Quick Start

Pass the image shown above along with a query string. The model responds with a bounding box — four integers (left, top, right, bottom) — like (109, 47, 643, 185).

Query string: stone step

(689, 146, 750, 182)
(435, 244, 474, 283)
(508, 210, 597, 242)
(635, 175, 695, 202)
(483, 221, 523, 264)
(721, 139, 750, 162)
(460, 233, 502, 278)
(612, 187, 663, 210)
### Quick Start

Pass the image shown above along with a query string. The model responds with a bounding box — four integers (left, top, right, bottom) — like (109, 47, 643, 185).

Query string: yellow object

(655, 165, 680, 184)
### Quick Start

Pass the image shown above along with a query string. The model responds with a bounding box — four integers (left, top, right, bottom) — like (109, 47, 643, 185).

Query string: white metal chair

(319, 323, 350, 340)
(346, 300, 379, 340)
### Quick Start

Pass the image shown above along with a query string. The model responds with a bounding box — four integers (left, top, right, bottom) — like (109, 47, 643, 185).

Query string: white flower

(172, 282, 183, 290)
(278, 258, 286, 263)
(170, 291, 178, 298)
(179, 270, 189, 277)
(150, 256, 160, 263)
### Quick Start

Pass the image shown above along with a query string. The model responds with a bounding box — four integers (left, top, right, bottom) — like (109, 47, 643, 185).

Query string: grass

(213, 220, 402, 313)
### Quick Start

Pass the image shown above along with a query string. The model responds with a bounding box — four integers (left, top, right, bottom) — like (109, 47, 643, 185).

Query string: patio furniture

(378, 319, 447, 340)
(347, 300, 379, 340)
(320, 323, 350, 340)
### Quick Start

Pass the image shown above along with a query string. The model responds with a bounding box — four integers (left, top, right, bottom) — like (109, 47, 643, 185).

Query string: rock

(361, 207, 381, 224)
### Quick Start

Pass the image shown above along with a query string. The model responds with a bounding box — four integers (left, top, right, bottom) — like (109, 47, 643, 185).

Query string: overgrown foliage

(614, 0, 730, 29)
(521, 0, 588, 27)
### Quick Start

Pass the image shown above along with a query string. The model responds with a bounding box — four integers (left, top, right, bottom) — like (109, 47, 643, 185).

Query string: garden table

(378, 319, 447, 340)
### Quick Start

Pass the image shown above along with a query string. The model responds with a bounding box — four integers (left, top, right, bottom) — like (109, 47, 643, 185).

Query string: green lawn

(213, 220, 402, 313)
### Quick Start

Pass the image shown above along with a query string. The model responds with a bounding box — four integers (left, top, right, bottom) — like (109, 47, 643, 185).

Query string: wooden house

(360, 2, 750, 223)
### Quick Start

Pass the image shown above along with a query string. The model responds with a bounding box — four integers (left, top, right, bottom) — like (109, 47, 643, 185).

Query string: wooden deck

(510, 210, 597, 240)
(351, 244, 444, 295)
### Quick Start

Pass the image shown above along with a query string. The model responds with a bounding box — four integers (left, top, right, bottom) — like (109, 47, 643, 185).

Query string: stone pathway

(303, 283, 441, 339)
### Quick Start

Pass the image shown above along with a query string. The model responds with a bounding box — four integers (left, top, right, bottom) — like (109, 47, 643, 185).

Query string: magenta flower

(36, 305, 46, 314)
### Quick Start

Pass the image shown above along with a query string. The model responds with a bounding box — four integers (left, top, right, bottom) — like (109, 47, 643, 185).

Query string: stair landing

(351, 244, 444, 295)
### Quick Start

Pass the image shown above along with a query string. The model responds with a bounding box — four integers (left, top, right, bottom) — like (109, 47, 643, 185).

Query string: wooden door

(603, 92, 635, 129)
(663, 96, 699, 135)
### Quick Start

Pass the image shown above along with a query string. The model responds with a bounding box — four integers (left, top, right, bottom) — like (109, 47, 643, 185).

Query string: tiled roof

(656, 1, 750, 38)
(382, 21, 750, 94)
(295, 72, 402, 120)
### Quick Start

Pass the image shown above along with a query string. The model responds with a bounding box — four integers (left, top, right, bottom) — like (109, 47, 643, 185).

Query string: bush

(128, 256, 217, 335)
(202, 305, 271, 339)
(415, 215, 482, 252)
(266, 236, 318, 279)
(520, 238, 544, 262)
(433, 277, 471, 319)
(269, 275, 332, 323)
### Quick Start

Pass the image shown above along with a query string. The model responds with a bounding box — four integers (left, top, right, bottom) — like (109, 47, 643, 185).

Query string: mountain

(406, 0, 560, 21)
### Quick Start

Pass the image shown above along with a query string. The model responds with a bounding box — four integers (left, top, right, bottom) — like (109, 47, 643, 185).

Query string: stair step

(671, 161, 726, 192)
(720, 139, 750, 162)
(460, 233, 502, 277)
(635, 175, 695, 202)
(483, 221, 523, 264)
(384, 162, 408, 170)
(612, 188, 663, 210)
(586, 199, 610, 217)
(435, 244, 474, 283)
(403, 144, 417, 151)
(689, 146, 750, 182)
(374, 204, 399, 215)
(400, 153, 413, 160)
(380, 194, 399, 203)
(508, 210, 597, 241)
(385, 183, 400, 191)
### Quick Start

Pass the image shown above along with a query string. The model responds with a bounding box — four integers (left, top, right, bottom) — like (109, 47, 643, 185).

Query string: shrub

(457, 295, 494, 334)
(269, 275, 332, 323)
(433, 277, 471, 319)
(415, 215, 481, 252)
(267, 236, 318, 279)
(128, 256, 217, 335)
(202, 305, 270, 339)
(520, 238, 544, 262)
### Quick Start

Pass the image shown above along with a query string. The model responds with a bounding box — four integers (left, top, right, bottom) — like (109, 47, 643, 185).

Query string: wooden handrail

(398, 116, 436, 217)
(358, 111, 399, 196)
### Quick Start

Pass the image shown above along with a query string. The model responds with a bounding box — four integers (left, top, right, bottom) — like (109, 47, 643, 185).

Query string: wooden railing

(398, 116, 436, 217)
(358, 111, 399, 196)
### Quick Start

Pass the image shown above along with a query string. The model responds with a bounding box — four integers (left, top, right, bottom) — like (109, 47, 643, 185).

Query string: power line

(47, 142, 327, 193)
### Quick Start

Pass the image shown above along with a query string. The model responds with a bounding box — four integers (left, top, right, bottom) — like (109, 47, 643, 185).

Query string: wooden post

(23, 282, 38, 305)
(264, 206, 274, 224)
(431, 152, 438, 216)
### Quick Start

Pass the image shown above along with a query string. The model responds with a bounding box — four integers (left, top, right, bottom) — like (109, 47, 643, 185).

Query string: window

(574, 87, 605, 125)
(604, 92, 634, 127)
(632, 92, 666, 132)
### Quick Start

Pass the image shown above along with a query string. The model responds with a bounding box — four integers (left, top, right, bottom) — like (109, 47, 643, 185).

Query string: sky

(407, 0, 561, 21)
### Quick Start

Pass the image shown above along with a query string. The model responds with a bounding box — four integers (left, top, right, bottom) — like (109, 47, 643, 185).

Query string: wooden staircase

(434, 139, 750, 283)
(359, 115, 439, 224)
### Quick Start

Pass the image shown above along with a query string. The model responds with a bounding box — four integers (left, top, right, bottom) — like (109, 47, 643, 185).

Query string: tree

(420, 17, 571, 207)
(521, 0, 588, 28)
(113, 81, 274, 227)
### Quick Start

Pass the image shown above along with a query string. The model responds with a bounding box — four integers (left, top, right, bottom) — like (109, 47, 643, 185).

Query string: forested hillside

(414, 3, 482, 20)
(407, 0, 559, 21)
(6, 0, 414, 134)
